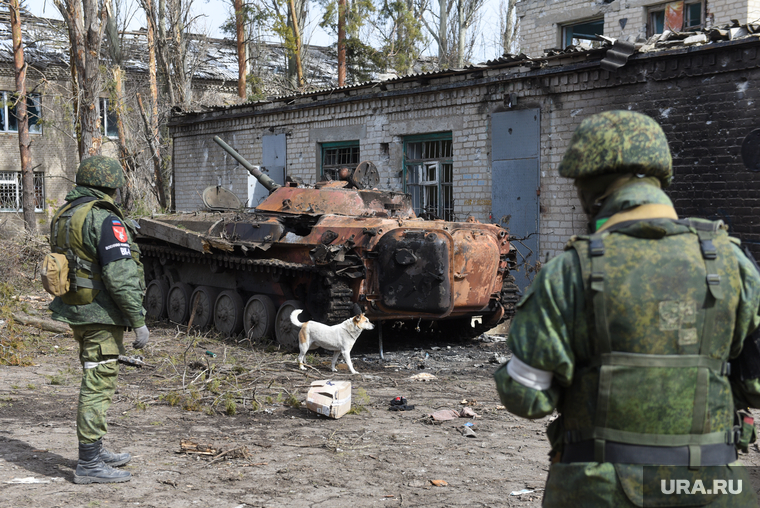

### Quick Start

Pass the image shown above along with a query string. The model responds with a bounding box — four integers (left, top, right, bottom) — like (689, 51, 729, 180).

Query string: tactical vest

(562, 218, 741, 468)
(49, 196, 135, 306)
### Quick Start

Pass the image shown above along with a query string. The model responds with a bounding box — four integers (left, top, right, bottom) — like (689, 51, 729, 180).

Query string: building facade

(169, 34, 760, 291)
(517, 0, 760, 56)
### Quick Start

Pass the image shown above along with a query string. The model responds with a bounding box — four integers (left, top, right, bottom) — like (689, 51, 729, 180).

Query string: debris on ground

(179, 439, 217, 456)
(430, 479, 449, 487)
(429, 407, 480, 421)
(409, 372, 436, 381)
(389, 396, 415, 411)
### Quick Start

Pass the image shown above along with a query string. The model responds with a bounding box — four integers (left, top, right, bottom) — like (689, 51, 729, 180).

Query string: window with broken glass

(403, 133, 453, 221)
(561, 19, 604, 49)
(321, 141, 360, 181)
(0, 172, 45, 212)
(0, 92, 42, 133)
(648, 1, 703, 36)
(100, 98, 119, 138)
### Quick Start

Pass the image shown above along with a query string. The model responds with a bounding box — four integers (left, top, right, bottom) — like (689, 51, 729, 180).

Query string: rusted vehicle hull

(138, 207, 517, 349)
(138, 140, 517, 349)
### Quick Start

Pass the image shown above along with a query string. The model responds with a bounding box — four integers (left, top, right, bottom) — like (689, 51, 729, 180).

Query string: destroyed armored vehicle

(136, 137, 518, 350)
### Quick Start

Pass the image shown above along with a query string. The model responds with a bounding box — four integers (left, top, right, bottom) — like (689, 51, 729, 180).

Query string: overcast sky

(24, 0, 507, 63)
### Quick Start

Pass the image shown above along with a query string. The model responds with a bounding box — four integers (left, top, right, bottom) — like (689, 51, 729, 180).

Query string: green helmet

(558, 110, 673, 187)
(75, 156, 125, 189)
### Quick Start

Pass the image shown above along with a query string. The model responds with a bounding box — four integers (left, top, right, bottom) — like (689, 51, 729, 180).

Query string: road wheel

(167, 282, 193, 324)
(214, 290, 244, 336)
(274, 300, 304, 351)
(144, 279, 169, 319)
(189, 286, 222, 329)
(243, 295, 276, 341)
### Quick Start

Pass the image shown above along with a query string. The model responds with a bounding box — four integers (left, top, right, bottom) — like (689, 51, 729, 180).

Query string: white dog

(290, 310, 375, 374)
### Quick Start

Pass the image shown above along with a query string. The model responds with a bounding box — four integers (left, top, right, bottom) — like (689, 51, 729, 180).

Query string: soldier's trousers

(71, 324, 126, 444)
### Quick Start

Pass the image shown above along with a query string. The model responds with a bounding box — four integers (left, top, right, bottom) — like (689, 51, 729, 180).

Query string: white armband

(506, 356, 553, 391)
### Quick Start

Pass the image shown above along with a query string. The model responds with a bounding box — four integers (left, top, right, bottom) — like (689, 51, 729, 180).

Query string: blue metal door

(249, 134, 287, 207)
(491, 109, 540, 293)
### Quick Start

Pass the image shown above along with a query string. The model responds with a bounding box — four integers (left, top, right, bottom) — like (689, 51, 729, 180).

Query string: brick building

(517, 0, 760, 57)
(169, 32, 760, 290)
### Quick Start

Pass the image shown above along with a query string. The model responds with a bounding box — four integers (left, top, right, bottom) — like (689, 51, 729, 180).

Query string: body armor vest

(49, 196, 133, 306)
(563, 218, 741, 468)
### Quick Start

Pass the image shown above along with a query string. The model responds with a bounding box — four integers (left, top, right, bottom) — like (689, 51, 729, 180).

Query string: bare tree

(498, 0, 518, 55)
(234, 0, 247, 97)
(454, 0, 482, 67)
(7, 0, 36, 232)
(54, 0, 106, 159)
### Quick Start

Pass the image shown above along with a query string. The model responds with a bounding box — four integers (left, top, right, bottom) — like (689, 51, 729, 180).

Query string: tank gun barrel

(213, 136, 281, 193)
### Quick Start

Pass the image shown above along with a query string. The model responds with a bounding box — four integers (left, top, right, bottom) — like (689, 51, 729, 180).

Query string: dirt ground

(4, 293, 760, 508)
(0, 292, 552, 508)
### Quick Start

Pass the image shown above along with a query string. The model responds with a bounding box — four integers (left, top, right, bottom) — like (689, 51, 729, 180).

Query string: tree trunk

(112, 66, 135, 211)
(55, 0, 104, 159)
(287, 0, 304, 87)
(136, 93, 167, 209)
(10, 0, 35, 233)
(457, 0, 465, 67)
(337, 0, 346, 86)
(234, 0, 247, 98)
(438, 0, 448, 68)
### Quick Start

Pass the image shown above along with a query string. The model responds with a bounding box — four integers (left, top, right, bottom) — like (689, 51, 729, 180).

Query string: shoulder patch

(98, 215, 132, 266)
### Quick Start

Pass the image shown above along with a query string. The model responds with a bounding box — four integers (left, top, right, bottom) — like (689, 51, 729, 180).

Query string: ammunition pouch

(734, 410, 757, 453)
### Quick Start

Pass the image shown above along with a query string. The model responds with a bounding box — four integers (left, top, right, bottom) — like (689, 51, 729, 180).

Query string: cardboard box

(306, 380, 351, 419)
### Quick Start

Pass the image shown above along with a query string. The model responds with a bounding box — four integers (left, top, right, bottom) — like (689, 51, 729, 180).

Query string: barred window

(0, 172, 45, 212)
(404, 133, 454, 221)
(321, 141, 360, 181)
(1, 91, 42, 133)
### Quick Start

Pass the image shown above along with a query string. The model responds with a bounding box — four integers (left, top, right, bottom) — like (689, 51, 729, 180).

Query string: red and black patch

(98, 215, 132, 266)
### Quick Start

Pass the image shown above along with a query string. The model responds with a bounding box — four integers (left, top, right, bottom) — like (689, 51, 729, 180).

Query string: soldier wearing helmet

(494, 111, 760, 506)
(48, 156, 149, 484)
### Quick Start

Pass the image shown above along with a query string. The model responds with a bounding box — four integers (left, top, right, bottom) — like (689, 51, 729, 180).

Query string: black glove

(133, 325, 150, 349)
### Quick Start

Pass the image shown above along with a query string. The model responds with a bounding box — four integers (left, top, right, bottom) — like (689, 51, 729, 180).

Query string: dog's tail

(290, 309, 304, 327)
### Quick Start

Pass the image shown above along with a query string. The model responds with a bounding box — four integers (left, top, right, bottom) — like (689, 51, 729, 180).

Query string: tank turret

(136, 138, 519, 351)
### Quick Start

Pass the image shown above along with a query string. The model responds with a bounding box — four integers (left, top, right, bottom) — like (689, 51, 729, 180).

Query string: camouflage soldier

(48, 156, 149, 484)
(494, 111, 760, 506)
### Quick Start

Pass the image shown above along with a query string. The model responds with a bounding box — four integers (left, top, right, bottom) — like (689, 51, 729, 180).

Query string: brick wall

(171, 38, 760, 263)
(0, 66, 79, 228)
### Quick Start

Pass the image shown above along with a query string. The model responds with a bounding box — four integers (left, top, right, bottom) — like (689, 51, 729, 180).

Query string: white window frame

(0, 172, 45, 213)
(100, 97, 119, 139)
(1, 91, 42, 134)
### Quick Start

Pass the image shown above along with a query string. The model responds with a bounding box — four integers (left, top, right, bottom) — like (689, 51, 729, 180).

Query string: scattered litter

(464, 422, 474, 427)
(490, 353, 509, 364)
(409, 373, 436, 381)
(430, 409, 461, 421)
(306, 380, 351, 419)
(430, 479, 448, 487)
(510, 489, 535, 496)
(460, 426, 477, 438)
(205, 350, 217, 358)
(430, 407, 480, 421)
(4, 477, 60, 484)
(389, 396, 415, 411)
(178, 439, 217, 456)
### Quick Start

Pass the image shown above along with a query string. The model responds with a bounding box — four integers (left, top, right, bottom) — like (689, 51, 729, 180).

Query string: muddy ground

(0, 292, 552, 508)
(3, 294, 760, 508)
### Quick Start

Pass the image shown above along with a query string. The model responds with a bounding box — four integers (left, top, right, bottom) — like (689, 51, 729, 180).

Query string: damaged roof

(0, 10, 337, 89)
(170, 19, 760, 116)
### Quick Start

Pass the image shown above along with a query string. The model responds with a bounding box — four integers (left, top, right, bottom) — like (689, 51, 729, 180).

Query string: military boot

(99, 441, 131, 467)
(73, 439, 131, 484)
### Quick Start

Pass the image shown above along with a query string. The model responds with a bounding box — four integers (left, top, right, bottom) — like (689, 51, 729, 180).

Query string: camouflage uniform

(49, 175, 146, 444)
(494, 112, 760, 507)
